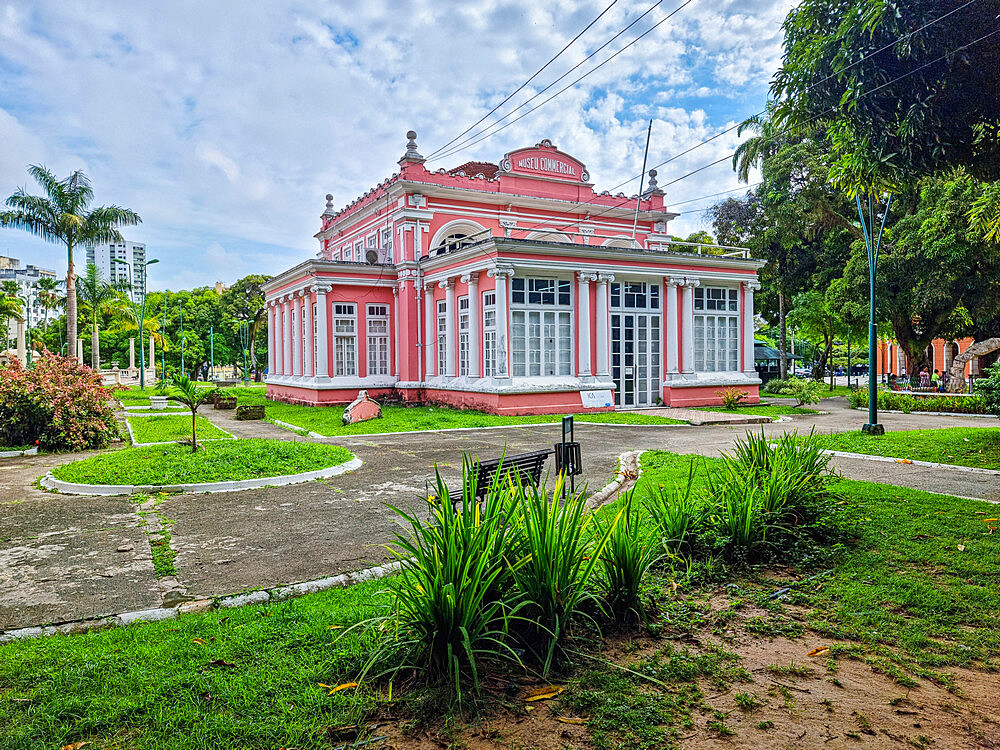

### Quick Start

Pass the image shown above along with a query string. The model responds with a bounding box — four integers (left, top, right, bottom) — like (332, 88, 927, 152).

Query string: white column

(149, 335, 156, 380)
(128, 338, 136, 370)
(595, 273, 614, 378)
(665, 276, 682, 376)
(15, 319, 25, 364)
(465, 273, 481, 378)
(393, 284, 402, 379)
(577, 272, 596, 378)
(267, 304, 276, 377)
(424, 281, 436, 377)
(488, 266, 513, 379)
(292, 295, 302, 378)
(681, 279, 699, 375)
(76, 338, 83, 363)
(743, 280, 760, 376)
(314, 285, 330, 379)
(303, 293, 314, 378)
(442, 279, 456, 377)
(282, 296, 292, 378)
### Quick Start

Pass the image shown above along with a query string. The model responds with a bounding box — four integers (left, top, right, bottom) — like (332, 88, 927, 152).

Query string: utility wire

(432, 0, 695, 163)
(426, 0, 621, 160)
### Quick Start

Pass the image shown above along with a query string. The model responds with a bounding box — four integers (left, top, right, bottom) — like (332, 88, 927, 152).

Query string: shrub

(851, 387, 988, 415)
(784, 378, 824, 407)
(0, 351, 118, 451)
(643, 460, 700, 555)
(717, 386, 749, 410)
(594, 489, 661, 623)
(973, 363, 1000, 419)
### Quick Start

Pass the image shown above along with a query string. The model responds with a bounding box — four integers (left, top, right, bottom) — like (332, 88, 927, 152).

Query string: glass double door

(611, 312, 661, 408)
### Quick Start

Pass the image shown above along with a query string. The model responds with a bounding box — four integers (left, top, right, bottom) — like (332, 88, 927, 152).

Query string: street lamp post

(856, 192, 893, 435)
(112, 256, 159, 390)
(239, 322, 250, 386)
(179, 301, 185, 377)
(18, 289, 33, 367)
(210, 325, 215, 382)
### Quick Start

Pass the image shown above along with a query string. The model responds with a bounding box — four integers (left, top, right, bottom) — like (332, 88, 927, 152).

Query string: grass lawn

(49, 439, 354, 486)
(6, 451, 999, 748)
(257, 402, 686, 436)
(126, 414, 231, 444)
(812, 426, 1000, 470)
(692, 402, 819, 419)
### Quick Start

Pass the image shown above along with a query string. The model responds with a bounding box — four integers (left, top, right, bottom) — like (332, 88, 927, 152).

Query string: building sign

(500, 139, 590, 183)
(580, 389, 613, 408)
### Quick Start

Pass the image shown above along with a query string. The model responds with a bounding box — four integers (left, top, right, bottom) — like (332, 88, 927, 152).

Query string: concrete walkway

(2, 398, 996, 632)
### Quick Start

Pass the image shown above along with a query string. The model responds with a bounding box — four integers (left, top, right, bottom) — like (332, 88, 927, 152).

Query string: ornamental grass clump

(365, 455, 524, 704)
(0, 350, 117, 451)
(594, 489, 661, 623)
(643, 460, 700, 556)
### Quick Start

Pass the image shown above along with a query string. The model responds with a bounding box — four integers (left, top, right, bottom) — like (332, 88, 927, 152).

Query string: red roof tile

(447, 161, 498, 179)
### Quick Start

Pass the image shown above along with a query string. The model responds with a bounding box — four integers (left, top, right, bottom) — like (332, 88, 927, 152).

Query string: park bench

(461, 448, 554, 500)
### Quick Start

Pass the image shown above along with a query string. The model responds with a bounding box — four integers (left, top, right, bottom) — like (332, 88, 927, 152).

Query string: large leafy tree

(770, 0, 1000, 191)
(0, 166, 140, 362)
(221, 274, 271, 381)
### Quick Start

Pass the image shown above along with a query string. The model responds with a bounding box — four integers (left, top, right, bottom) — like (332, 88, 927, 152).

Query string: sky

(0, 0, 794, 290)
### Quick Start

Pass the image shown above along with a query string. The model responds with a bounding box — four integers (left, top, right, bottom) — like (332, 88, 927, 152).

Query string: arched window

(433, 233, 475, 256)
(428, 220, 488, 257)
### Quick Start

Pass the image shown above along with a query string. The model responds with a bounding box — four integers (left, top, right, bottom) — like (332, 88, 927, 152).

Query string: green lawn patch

(812, 427, 1000, 470)
(127, 414, 231, 444)
(50, 439, 354, 486)
(692, 402, 819, 419)
(0, 580, 390, 750)
(263, 402, 685, 436)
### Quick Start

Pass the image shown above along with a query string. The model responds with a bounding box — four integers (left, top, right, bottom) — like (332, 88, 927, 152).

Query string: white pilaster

(293, 294, 303, 378)
(442, 279, 456, 377)
(76, 338, 83, 363)
(681, 279, 700, 375)
(464, 273, 481, 378)
(128, 338, 136, 370)
(595, 273, 614, 378)
(577, 272, 596, 377)
(393, 283, 401, 379)
(665, 276, 683, 376)
(282, 296, 292, 378)
(314, 285, 330, 379)
(424, 281, 436, 377)
(267, 304, 276, 376)
(303, 293, 314, 378)
(743, 280, 760, 375)
(487, 265, 514, 379)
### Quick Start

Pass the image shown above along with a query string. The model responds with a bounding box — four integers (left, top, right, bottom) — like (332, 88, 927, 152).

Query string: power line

(426, 0, 622, 160)
(432, 0, 695, 163)
(511, 3, 992, 234)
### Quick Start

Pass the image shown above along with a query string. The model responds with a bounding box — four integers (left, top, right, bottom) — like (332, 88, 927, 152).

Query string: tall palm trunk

(66, 244, 77, 362)
(778, 290, 788, 379)
(91, 321, 100, 369)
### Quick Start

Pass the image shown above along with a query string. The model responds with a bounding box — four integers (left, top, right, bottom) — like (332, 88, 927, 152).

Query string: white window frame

(483, 291, 497, 377)
(353, 240, 363, 262)
(458, 296, 470, 376)
(693, 286, 739, 372)
(437, 299, 448, 376)
(333, 303, 357, 377)
(381, 227, 393, 262)
(510, 276, 573, 377)
(366, 304, 390, 376)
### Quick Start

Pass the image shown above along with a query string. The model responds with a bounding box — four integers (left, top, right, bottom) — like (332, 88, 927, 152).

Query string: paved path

(2, 399, 997, 631)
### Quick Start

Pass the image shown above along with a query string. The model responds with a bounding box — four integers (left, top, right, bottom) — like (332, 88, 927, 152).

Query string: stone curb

(39, 456, 363, 496)
(822, 449, 1000, 476)
(122, 412, 236, 447)
(587, 450, 642, 509)
(0, 446, 38, 458)
(850, 407, 995, 419)
(0, 561, 404, 644)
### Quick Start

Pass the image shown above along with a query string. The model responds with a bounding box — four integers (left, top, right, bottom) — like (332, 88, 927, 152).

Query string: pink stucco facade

(263, 134, 764, 414)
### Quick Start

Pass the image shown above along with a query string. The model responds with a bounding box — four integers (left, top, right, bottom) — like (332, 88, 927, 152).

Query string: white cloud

(0, 0, 795, 285)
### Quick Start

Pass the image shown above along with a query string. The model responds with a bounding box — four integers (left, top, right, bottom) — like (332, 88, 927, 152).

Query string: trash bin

(554, 441, 582, 477)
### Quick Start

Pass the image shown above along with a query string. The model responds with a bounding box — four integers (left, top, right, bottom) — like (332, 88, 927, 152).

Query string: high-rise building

(0, 256, 64, 329)
(87, 241, 148, 297)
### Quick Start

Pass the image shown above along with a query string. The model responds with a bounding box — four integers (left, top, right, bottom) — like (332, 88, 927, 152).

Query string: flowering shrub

(0, 351, 119, 451)
(716, 386, 749, 410)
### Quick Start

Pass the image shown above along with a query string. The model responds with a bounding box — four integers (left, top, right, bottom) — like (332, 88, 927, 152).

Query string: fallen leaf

(525, 705, 536, 713)
(328, 625, 342, 630)
(984, 519, 998, 523)
(328, 682, 358, 694)
(61, 744, 88, 750)
(557, 717, 588, 725)
(525, 685, 564, 702)
(204, 659, 236, 669)
(318, 683, 332, 688)
(807, 646, 830, 657)
(191, 638, 206, 645)
(957, 544, 966, 552)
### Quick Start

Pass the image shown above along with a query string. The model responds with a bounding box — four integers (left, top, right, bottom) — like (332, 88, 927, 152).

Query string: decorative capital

(487, 264, 515, 279)
(579, 226, 595, 236)
(596, 272, 615, 284)
(312, 283, 332, 295)
(683, 278, 700, 289)
(665, 275, 685, 288)
(577, 271, 598, 283)
(438, 278, 455, 290)
(499, 218, 517, 229)
(743, 279, 761, 292)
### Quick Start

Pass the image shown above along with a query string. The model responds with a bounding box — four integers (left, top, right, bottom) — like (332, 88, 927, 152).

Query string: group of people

(887, 367, 947, 392)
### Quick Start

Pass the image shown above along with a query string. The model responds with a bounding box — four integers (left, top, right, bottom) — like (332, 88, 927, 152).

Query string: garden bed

(0, 445, 38, 458)
(125, 414, 232, 444)
(47, 439, 355, 488)
(848, 387, 990, 415)
(810, 427, 1000, 470)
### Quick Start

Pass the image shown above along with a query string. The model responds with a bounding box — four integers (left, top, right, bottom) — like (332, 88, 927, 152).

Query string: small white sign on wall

(580, 389, 614, 409)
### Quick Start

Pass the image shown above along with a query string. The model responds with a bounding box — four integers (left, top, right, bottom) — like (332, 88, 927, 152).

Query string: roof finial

(323, 193, 335, 215)
(645, 168, 663, 196)
(400, 130, 425, 164)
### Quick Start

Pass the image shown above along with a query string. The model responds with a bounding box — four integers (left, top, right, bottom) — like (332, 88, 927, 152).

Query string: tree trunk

(778, 290, 787, 380)
(91, 322, 100, 369)
(191, 409, 198, 452)
(66, 244, 77, 362)
(946, 338, 1000, 392)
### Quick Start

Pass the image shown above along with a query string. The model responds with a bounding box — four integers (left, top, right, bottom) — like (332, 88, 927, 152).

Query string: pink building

(263, 133, 764, 414)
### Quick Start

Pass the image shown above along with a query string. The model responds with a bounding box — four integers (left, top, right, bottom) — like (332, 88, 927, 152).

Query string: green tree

(34, 276, 61, 333)
(76, 264, 123, 369)
(163, 374, 217, 452)
(0, 289, 23, 352)
(221, 274, 271, 381)
(788, 288, 841, 384)
(0, 166, 140, 362)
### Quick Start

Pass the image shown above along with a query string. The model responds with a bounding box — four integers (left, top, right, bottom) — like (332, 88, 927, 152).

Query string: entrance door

(611, 313, 660, 407)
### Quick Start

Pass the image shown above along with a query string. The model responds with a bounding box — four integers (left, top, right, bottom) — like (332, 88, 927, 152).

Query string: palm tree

(77, 263, 123, 368)
(34, 276, 61, 334)
(163, 374, 217, 452)
(0, 293, 23, 353)
(0, 165, 140, 361)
